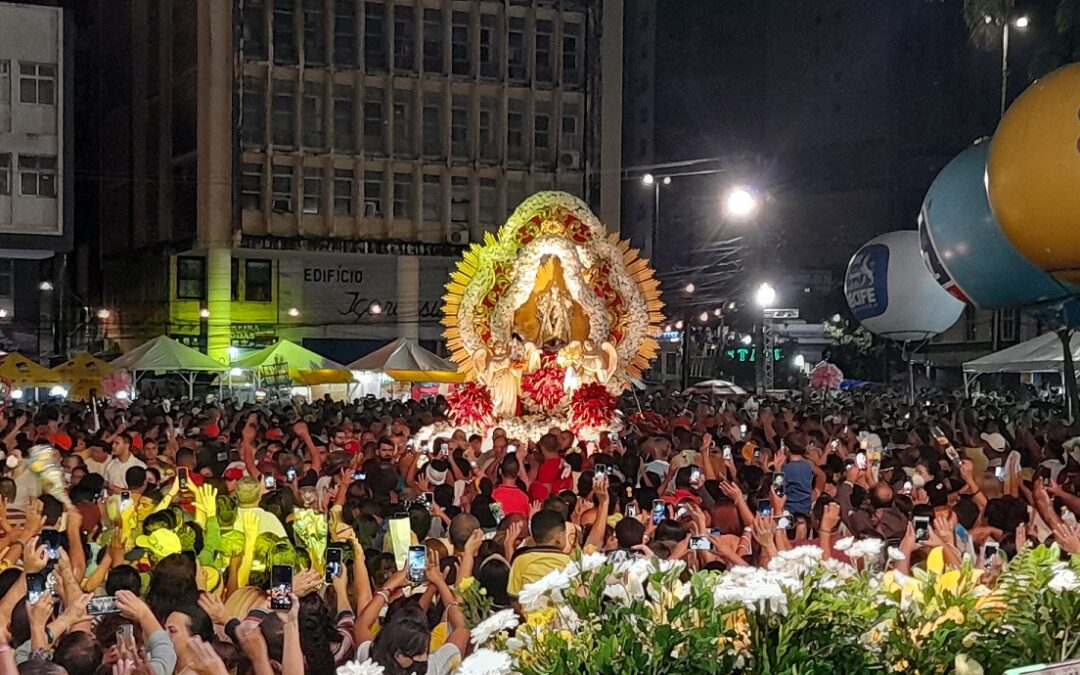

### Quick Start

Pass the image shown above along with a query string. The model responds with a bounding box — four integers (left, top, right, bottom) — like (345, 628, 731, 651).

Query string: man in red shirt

(533, 433, 572, 500)
(492, 455, 530, 518)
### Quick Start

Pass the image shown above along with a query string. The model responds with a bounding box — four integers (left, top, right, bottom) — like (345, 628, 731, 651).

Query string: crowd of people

(0, 385, 1074, 674)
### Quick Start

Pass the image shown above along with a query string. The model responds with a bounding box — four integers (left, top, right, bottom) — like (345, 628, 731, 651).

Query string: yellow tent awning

(290, 368, 355, 385)
(384, 368, 466, 384)
(0, 353, 60, 388)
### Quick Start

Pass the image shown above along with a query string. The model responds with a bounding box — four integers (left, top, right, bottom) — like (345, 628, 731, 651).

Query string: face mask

(407, 664, 428, 675)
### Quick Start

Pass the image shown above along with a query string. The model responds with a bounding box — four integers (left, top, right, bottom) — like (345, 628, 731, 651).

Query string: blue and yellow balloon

(988, 63, 1080, 284)
(919, 139, 1079, 308)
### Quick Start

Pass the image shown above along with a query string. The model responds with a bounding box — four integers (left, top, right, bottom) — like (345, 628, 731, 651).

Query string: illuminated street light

(728, 302, 736, 310)
(0, 309, 7, 319)
(675, 320, 684, 330)
(10, 389, 23, 400)
(199, 308, 211, 319)
(661, 176, 672, 185)
(684, 282, 695, 294)
(96, 308, 111, 320)
(755, 282, 777, 308)
(832, 313, 842, 323)
(984, 14, 993, 23)
(230, 367, 243, 377)
(370, 302, 383, 315)
(699, 311, 709, 322)
(287, 307, 301, 317)
(794, 354, 806, 369)
(724, 185, 760, 219)
(1013, 15, 1029, 28)
(713, 308, 723, 317)
(38, 281, 53, 291)
(741, 334, 752, 345)
(641, 173, 656, 186)
(49, 385, 68, 398)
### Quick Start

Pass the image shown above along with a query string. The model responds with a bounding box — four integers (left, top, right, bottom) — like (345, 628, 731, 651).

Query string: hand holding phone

(269, 565, 293, 610)
(913, 515, 931, 543)
(325, 547, 343, 583)
(407, 545, 428, 584)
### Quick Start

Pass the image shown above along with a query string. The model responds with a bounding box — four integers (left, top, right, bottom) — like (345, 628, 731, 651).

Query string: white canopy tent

(962, 332, 1080, 417)
(348, 338, 461, 380)
(110, 335, 227, 398)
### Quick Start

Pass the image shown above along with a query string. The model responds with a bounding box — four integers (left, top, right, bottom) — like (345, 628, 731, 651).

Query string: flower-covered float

(439, 191, 664, 440)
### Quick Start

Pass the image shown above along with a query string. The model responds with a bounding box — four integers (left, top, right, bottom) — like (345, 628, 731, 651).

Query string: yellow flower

(524, 608, 557, 629)
(457, 576, 475, 592)
(893, 660, 909, 671)
(558, 629, 573, 642)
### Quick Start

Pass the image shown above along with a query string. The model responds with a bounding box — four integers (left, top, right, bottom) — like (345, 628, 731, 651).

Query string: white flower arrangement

(456, 648, 514, 675)
(336, 659, 385, 675)
(1049, 567, 1080, 592)
(517, 567, 573, 611)
(470, 608, 521, 647)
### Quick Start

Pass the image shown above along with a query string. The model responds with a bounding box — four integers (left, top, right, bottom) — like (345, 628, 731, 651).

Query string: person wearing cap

(235, 476, 287, 538)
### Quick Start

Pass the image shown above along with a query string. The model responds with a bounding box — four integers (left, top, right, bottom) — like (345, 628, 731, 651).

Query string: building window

(272, 0, 298, 64)
(451, 11, 470, 76)
(334, 168, 353, 215)
(241, 76, 266, 147)
(240, 162, 262, 211)
(0, 260, 12, 301)
(393, 5, 416, 73)
(535, 20, 554, 83)
(245, 260, 273, 302)
(231, 259, 240, 301)
(506, 176, 525, 216)
(364, 2, 387, 71)
(507, 100, 524, 163)
(18, 156, 56, 197)
(18, 63, 56, 105)
(1000, 309, 1019, 342)
(302, 167, 323, 214)
(422, 174, 441, 222)
(561, 102, 580, 150)
(450, 96, 469, 160)
(0, 62, 9, 104)
(243, 1, 268, 59)
(272, 79, 296, 146)
(423, 9, 444, 73)
(534, 103, 551, 164)
(479, 97, 496, 163)
(422, 95, 442, 159)
(333, 84, 354, 151)
(508, 17, 527, 82)
(0, 154, 9, 196)
(302, 82, 325, 147)
(562, 22, 581, 84)
(392, 95, 413, 158)
(176, 257, 206, 300)
(392, 172, 412, 219)
(450, 176, 468, 223)
(333, 0, 357, 66)
(364, 170, 383, 216)
(363, 86, 384, 153)
(271, 164, 294, 213)
(479, 14, 498, 79)
(479, 177, 497, 226)
(303, 0, 326, 65)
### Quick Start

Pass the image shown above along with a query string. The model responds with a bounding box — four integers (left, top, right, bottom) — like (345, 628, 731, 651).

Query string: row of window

(0, 154, 57, 197)
(0, 61, 57, 106)
(176, 257, 272, 302)
(240, 162, 557, 224)
(242, 0, 583, 86)
(241, 77, 581, 167)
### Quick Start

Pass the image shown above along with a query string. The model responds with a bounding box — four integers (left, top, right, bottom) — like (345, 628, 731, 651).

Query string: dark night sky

(638, 0, 1057, 316)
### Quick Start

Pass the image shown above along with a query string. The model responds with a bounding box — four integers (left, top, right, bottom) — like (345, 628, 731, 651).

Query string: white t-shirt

(12, 469, 42, 511)
(84, 457, 108, 477)
(102, 455, 147, 489)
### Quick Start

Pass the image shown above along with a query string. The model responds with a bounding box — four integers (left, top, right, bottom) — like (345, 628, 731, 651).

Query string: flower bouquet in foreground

(464, 546, 1080, 675)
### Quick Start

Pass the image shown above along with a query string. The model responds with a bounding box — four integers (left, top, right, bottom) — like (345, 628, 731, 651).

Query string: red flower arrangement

(521, 354, 567, 410)
(570, 382, 617, 430)
(810, 361, 844, 390)
(447, 381, 494, 427)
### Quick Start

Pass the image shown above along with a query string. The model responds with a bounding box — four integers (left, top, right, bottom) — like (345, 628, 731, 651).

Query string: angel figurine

(474, 341, 523, 419)
(579, 339, 619, 386)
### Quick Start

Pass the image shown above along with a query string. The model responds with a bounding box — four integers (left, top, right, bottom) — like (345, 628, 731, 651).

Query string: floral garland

(569, 383, 617, 430)
(446, 382, 495, 428)
(521, 353, 568, 411)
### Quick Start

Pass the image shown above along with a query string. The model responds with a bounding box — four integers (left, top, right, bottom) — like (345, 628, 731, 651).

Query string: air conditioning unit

(558, 150, 581, 169)
(363, 201, 380, 218)
(448, 230, 470, 246)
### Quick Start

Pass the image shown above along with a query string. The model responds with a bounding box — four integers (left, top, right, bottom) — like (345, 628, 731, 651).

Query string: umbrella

(682, 379, 747, 397)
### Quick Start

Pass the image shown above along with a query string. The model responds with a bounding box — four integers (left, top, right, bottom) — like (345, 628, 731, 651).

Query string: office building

(78, 0, 623, 364)
(0, 1, 71, 358)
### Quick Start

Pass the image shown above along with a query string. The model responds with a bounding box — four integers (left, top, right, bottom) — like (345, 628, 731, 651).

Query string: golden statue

(560, 339, 618, 389)
(474, 341, 522, 419)
(535, 283, 575, 349)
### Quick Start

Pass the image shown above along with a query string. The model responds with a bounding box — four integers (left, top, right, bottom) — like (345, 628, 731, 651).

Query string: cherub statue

(475, 340, 523, 419)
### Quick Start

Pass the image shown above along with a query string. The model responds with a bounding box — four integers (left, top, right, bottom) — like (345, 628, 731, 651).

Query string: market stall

(110, 335, 227, 399)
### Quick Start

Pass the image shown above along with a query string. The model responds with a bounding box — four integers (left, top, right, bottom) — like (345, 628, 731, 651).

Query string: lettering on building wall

(338, 293, 444, 322)
(303, 267, 365, 284)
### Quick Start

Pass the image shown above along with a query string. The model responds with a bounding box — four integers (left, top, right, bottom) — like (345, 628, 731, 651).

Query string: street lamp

(1014, 15, 1029, 28)
(713, 308, 723, 317)
(698, 311, 709, 322)
(755, 282, 777, 308)
(38, 281, 53, 292)
(199, 308, 211, 319)
(642, 174, 672, 261)
(287, 306, 300, 317)
(741, 334, 752, 345)
(684, 282, 695, 294)
(724, 185, 760, 220)
(96, 308, 111, 320)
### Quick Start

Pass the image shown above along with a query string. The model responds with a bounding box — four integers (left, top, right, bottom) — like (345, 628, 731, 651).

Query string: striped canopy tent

(348, 338, 464, 383)
(50, 352, 115, 400)
(0, 353, 60, 390)
(233, 340, 352, 385)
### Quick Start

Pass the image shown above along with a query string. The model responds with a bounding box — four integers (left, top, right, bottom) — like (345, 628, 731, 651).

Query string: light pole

(680, 282, 694, 391)
(641, 173, 672, 262)
(754, 281, 776, 395)
(996, 14, 1029, 117)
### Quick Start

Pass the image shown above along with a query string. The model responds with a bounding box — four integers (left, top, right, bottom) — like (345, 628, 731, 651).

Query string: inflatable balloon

(988, 63, 1080, 284)
(845, 231, 965, 342)
(920, 140, 1079, 308)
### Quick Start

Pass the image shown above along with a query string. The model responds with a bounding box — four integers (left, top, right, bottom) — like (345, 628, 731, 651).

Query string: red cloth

(48, 432, 72, 451)
(536, 457, 573, 495)
(204, 423, 220, 438)
(662, 488, 702, 507)
(492, 484, 530, 518)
